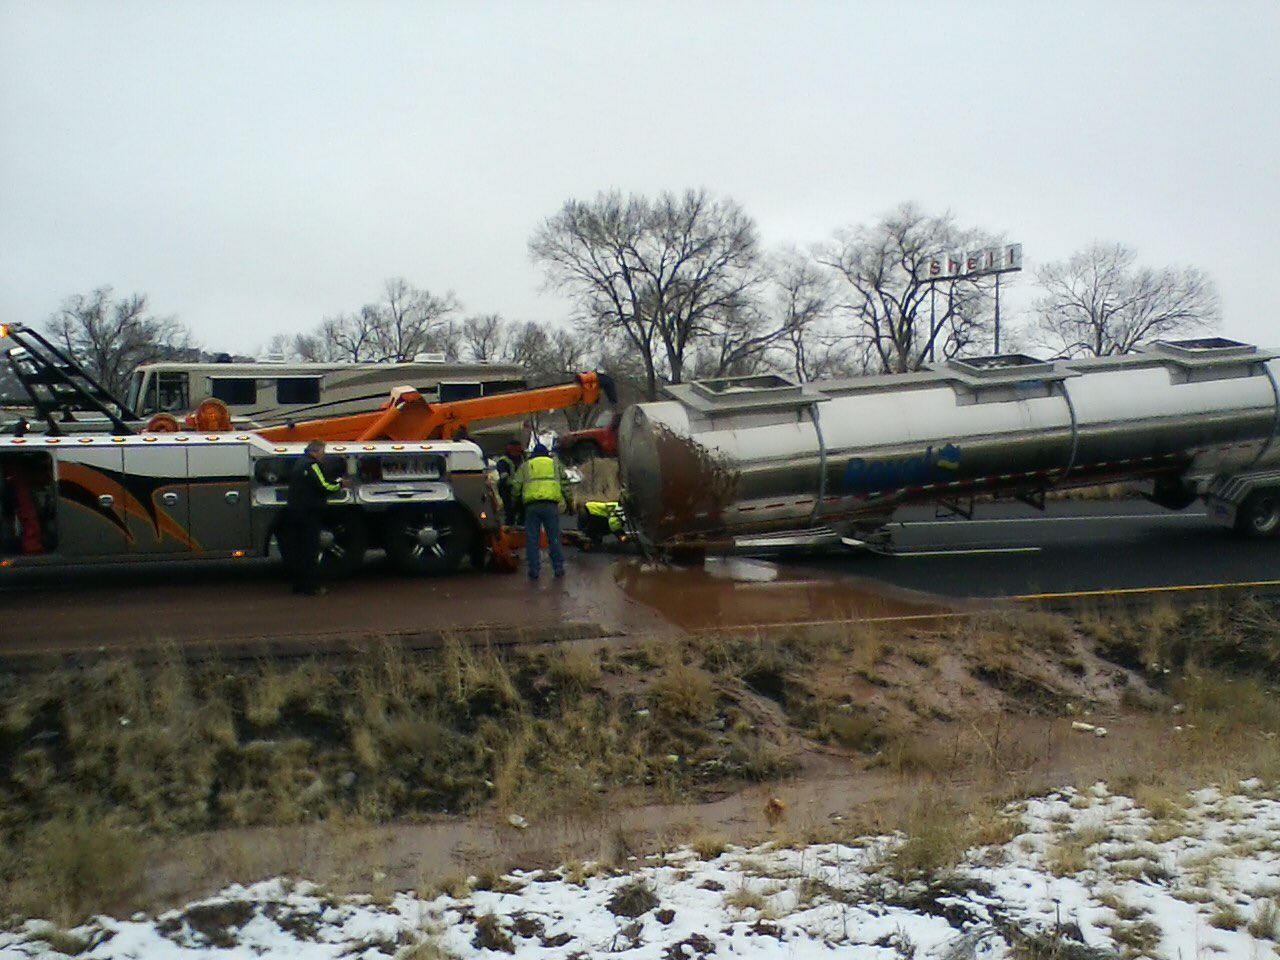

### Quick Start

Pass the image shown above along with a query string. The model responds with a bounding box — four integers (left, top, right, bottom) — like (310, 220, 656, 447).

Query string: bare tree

(531, 189, 772, 399)
(818, 204, 997, 373)
(365, 277, 460, 361)
(260, 333, 295, 359)
(292, 278, 461, 362)
(499, 321, 553, 373)
(766, 249, 870, 382)
(1030, 243, 1219, 357)
(461, 313, 505, 361)
(462, 316, 597, 385)
(46, 287, 196, 397)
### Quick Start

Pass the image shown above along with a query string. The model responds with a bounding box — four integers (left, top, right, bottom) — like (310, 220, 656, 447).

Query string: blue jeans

(524, 501, 564, 578)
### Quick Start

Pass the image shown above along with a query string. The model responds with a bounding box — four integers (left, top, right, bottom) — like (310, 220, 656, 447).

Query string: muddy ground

(0, 553, 957, 661)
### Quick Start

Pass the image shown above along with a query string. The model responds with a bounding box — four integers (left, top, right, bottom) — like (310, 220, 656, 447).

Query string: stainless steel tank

(618, 338, 1280, 550)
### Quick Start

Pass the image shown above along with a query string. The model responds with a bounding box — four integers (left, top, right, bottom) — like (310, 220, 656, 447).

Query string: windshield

(125, 371, 144, 415)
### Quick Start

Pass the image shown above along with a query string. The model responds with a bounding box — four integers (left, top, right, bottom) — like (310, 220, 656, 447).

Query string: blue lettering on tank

(843, 443, 961, 494)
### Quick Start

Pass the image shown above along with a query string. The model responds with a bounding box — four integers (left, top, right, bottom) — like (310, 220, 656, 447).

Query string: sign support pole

(929, 285, 936, 363)
(995, 273, 1002, 354)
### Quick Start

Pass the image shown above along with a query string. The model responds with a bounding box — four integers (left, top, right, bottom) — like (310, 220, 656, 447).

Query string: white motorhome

(124, 359, 527, 426)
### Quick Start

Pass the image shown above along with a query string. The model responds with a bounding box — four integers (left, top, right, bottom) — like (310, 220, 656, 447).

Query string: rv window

(276, 378, 321, 404)
(211, 378, 257, 406)
(485, 379, 527, 395)
(438, 381, 483, 402)
(156, 372, 190, 413)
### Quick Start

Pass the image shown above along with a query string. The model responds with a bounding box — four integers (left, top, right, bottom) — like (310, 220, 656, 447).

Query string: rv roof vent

(414, 352, 447, 363)
(261, 353, 287, 364)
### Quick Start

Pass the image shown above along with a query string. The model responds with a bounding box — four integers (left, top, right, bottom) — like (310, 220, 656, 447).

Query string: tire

(1235, 489, 1280, 538)
(384, 505, 475, 575)
(1148, 476, 1197, 511)
(274, 510, 368, 580)
(316, 511, 368, 578)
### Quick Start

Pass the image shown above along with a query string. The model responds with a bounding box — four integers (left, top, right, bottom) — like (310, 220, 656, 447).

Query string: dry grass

(1084, 597, 1280, 682)
(1095, 890, 1147, 922)
(26, 927, 92, 956)
(690, 835, 729, 860)
(723, 885, 767, 912)
(648, 662, 717, 724)
(1246, 898, 1280, 940)
(606, 877, 658, 918)
(398, 935, 455, 960)
(1045, 835, 1093, 877)
(1104, 916, 1163, 957)
(1, 814, 150, 927)
(471, 912, 513, 952)
(562, 860, 604, 887)
(1209, 902, 1245, 931)
(883, 789, 997, 881)
(3, 636, 778, 919)
(3, 595, 1277, 924)
(1131, 783, 1188, 822)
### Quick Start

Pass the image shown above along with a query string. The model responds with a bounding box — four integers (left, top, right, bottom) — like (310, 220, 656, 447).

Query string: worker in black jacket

(283, 439, 348, 595)
(494, 437, 526, 525)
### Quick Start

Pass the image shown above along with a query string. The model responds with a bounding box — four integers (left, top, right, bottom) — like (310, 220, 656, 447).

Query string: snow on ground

(4, 781, 1278, 959)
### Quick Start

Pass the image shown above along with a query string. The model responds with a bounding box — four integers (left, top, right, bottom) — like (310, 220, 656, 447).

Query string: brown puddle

(613, 557, 954, 630)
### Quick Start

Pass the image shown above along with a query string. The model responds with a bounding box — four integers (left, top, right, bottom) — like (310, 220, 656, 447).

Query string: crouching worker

(577, 500, 627, 550)
(512, 442, 568, 580)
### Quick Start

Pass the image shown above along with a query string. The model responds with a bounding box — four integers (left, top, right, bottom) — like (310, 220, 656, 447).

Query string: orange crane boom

(255, 372, 616, 443)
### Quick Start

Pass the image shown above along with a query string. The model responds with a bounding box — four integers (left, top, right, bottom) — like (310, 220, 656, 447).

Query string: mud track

(0, 554, 958, 665)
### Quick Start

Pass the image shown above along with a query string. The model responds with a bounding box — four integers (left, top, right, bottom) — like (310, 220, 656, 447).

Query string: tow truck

(1, 321, 616, 576)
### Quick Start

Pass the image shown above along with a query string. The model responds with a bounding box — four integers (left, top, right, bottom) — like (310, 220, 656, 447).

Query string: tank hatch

(666, 375, 828, 414)
(1145, 338, 1276, 367)
(942, 353, 1072, 387)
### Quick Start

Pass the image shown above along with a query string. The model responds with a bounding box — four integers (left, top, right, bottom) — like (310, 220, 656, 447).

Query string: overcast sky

(2, 1, 1277, 355)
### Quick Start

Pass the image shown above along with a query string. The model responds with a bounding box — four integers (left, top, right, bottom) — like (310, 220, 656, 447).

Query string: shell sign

(915, 243, 1022, 282)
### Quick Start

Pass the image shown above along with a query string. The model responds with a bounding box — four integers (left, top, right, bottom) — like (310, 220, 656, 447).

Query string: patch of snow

(3, 781, 1277, 959)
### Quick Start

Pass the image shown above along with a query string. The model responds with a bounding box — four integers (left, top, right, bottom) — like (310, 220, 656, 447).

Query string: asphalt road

(797, 499, 1280, 601)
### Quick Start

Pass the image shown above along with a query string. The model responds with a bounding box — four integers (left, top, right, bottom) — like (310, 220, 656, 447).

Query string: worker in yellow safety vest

(577, 500, 627, 548)
(511, 442, 568, 580)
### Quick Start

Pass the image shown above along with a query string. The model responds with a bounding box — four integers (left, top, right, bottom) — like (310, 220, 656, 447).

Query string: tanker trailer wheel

(1235, 489, 1280, 538)
(315, 511, 368, 578)
(384, 505, 475, 575)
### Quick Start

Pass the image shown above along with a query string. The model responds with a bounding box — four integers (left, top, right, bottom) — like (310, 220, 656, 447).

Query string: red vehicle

(557, 409, 621, 463)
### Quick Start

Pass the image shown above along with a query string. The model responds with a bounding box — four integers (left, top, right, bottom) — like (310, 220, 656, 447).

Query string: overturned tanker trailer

(618, 337, 1280, 555)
